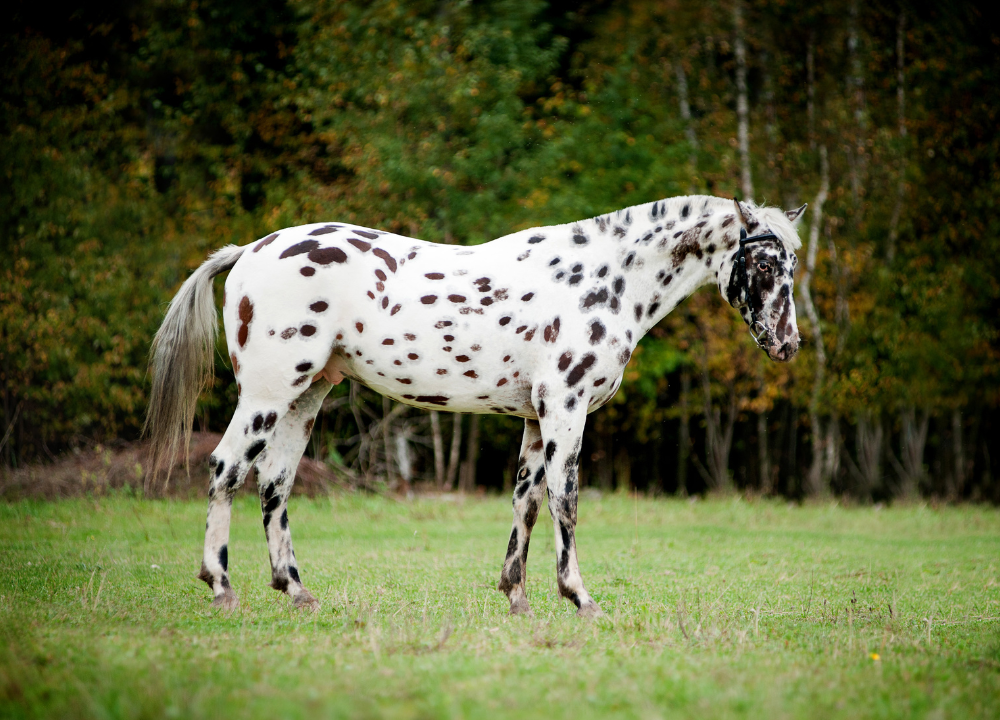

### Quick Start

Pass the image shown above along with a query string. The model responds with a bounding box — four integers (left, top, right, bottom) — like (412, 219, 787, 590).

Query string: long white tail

(144, 245, 245, 487)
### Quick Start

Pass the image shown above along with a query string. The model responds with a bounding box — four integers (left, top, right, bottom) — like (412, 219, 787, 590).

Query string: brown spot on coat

(581, 288, 609, 309)
(253, 232, 279, 252)
(589, 320, 606, 344)
(280, 240, 319, 259)
(237, 296, 254, 348)
(348, 238, 371, 252)
(544, 317, 561, 343)
(308, 246, 348, 265)
(310, 301, 329, 312)
(372, 248, 397, 273)
(566, 353, 597, 386)
(672, 229, 703, 265)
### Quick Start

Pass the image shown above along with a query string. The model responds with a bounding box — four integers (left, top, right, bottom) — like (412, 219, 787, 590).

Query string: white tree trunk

(734, 0, 754, 201)
(460, 414, 480, 492)
(696, 365, 737, 492)
(855, 413, 883, 501)
(382, 397, 396, 487)
(807, 31, 816, 151)
(429, 410, 445, 489)
(846, 0, 868, 217)
(950, 410, 966, 499)
(677, 369, 691, 496)
(445, 413, 462, 491)
(675, 60, 698, 169)
(801, 146, 830, 495)
(890, 406, 928, 498)
(395, 423, 414, 497)
(886, 11, 907, 263)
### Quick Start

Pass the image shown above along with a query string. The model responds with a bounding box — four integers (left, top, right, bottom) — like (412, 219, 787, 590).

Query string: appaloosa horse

(146, 195, 805, 616)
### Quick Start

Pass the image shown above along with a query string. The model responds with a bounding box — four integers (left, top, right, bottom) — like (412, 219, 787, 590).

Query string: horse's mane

(744, 200, 803, 251)
(612, 195, 804, 252)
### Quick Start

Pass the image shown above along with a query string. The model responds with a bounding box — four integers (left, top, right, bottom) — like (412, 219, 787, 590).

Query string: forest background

(2, 0, 998, 502)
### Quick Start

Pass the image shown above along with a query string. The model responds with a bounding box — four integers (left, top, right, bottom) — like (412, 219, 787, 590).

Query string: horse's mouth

(767, 341, 798, 362)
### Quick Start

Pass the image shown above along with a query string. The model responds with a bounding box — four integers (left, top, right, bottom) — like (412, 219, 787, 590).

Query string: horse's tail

(144, 245, 245, 488)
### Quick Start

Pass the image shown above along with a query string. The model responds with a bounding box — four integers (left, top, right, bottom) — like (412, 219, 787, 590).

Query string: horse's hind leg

(199, 396, 292, 609)
(253, 379, 332, 610)
(498, 419, 548, 615)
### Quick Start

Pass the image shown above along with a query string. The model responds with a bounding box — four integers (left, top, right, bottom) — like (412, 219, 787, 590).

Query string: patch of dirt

(0, 432, 346, 500)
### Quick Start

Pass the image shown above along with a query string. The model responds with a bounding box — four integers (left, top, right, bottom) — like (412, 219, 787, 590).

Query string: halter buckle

(749, 320, 768, 349)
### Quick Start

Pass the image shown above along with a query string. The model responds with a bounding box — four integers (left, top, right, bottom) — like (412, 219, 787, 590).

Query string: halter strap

(736, 227, 779, 349)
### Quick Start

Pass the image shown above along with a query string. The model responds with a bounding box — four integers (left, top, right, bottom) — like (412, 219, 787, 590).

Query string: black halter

(736, 227, 780, 349)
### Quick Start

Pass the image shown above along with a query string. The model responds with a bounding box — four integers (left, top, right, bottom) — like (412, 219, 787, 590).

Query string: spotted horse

(146, 195, 805, 616)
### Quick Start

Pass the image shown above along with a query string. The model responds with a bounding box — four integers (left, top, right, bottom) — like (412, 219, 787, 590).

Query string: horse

(146, 195, 805, 616)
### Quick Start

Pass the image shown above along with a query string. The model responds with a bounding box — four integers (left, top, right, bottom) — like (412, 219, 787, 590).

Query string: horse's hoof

(211, 588, 239, 612)
(576, 601, 604, 619)
(292, 589, 320, 612)
(508, 596, 533, 616)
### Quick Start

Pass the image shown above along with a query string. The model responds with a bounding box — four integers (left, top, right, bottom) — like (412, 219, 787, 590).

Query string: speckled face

(724, 238, 800, 362)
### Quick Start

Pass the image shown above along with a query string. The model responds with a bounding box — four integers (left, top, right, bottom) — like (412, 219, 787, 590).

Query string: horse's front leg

(498, 419, 547, 615)
(536, 391, 603, 618)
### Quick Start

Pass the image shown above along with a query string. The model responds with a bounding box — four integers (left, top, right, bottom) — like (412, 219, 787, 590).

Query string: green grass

(1, 493, 998, 719)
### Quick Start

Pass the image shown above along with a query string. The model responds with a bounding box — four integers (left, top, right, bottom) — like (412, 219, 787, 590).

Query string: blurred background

(1, 0, 997, 502)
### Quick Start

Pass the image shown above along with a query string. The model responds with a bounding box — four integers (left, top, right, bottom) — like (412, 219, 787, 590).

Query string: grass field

(1, 493, 998, 719)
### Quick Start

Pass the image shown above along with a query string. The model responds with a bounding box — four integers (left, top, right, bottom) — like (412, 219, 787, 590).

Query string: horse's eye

(757, 262, 771, 272)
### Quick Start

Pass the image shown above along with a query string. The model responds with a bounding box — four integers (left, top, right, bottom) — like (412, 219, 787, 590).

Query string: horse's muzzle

(767, 341, 798, 363)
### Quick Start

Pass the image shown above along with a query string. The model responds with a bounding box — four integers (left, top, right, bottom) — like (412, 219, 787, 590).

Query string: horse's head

(718, 199, 806, 363)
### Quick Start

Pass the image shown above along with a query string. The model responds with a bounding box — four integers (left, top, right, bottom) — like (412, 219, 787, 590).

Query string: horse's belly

(332, 347, 537, 417)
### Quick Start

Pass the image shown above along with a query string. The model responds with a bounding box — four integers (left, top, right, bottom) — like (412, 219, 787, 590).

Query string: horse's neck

(614, 197, 734, 336)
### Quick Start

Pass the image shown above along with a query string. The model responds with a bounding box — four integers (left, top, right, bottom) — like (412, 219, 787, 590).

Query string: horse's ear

(785, 204, 807, 224)
(733, 198, 753, 229)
